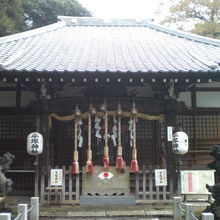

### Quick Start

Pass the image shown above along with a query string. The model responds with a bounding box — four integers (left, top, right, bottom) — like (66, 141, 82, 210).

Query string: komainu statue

(204, 184, 220, 220)
(207, 145, 220, 174)
(203, 145, 220, 219)
(0, 152, 15, 197)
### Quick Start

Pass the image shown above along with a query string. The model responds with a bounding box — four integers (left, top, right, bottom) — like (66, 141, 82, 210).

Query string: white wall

(196, 92, 220, 108)
(177, 91, 192, 108)
(196, 81, 220, 88)
(196, 81, 220, 108)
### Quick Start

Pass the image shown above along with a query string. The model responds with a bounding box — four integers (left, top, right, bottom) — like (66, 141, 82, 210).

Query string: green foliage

(0, 0, 25, 36)
(193, 22, 220, 39)
(0, 0, 91, 37)
(22, 0, 91, 29)
(162, 0, 220, 39)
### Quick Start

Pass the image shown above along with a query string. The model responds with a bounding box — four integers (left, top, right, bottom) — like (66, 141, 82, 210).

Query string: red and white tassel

(71, 151, 79, 174)
(86, 160, 94, 173)
(72, 160, 79, 174)
(103, 146, 109, 169)
(130, 148, 138, 172)
(130, 159, 138, 172)
(116, 146, 123, 170)
(103, 156, 110, 169)
(86, 150, 94, 173)
(116, 155, 123, 170)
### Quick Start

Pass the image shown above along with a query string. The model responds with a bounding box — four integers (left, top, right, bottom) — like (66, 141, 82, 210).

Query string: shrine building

(0, 17, 220, 204)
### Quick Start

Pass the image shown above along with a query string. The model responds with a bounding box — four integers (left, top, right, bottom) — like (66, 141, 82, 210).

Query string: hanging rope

(116, 103, 124, 170)
(71, 106, 81, 174)
(86, 105, 95, 173)
(49, 111, 164, 128)
(103, 104, 110, 169)
(130, 103, 139, 172)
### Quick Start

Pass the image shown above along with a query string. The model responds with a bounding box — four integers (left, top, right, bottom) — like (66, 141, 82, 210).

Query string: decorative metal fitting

(116, 103, 123, 116)
(89, 104, 97, 116)
(74, 105, 81, 118)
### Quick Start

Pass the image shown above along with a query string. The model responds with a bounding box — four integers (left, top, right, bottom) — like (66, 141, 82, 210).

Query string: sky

(78, 0, 170, 22)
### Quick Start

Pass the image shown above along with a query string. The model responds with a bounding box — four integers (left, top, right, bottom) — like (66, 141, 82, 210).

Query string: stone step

(54, 218, 162, 220)
(40, 210, 173, 219)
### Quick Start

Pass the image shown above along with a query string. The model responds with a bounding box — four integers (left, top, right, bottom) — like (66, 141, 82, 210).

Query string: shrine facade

(0, 17, 220, 204)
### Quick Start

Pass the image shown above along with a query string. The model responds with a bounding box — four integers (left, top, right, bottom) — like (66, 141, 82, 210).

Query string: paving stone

(138, 219, 159, 220)
(67, 211, 106, 217)
(145, 210, 173, 216)
(55, 219, 97, 220)
(40, 211, 67, 217)
(107, 210, 146, 216)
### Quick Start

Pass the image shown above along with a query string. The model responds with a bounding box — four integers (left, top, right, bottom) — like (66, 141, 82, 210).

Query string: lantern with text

(172, 131, 188, 155)
(27, 132, 43, 155)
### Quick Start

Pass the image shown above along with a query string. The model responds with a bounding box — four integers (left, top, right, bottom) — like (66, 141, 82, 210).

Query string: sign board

(167, 126, 173, 141)
(50, 169, 63, 186)
(155, 169, 167, 186)
(181, 170, 215, 194)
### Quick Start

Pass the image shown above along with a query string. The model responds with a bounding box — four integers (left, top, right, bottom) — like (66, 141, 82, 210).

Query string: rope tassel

(72, 150, 79, 174)
(116, 146, 123, 170)
(130, 148, 138, 172)
(86, 149, 94, 173)
(103, 146, 110, 169)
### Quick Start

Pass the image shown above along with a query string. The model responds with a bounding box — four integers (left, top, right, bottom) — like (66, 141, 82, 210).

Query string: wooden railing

(130, 165, 174, 202)
(40, 166, 80, 204)
(40, 165, 174, 204)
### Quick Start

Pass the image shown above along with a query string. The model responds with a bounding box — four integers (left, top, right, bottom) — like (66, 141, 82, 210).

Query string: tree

(22, 0, 91, 29)
(162, 0, 220, 39)
(0, 0, 91, 37)
(0, 0, 25, 36)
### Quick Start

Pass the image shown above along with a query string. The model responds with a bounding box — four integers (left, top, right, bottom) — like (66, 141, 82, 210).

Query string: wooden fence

(40, 166, 80, 204)
(40, 165, 174, 204)
(130, 165, 174, 202)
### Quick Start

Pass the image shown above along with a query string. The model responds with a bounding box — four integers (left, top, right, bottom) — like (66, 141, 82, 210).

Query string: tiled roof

(0, 17, 220, 74)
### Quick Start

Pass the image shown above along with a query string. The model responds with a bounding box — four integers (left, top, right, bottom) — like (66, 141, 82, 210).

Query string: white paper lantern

(172, 131, 188, 155)
(27, 132, 43, 155)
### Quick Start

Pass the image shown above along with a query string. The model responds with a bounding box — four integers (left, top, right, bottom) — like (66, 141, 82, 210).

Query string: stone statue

(207, 145, 220, 174)
(204, 184, 220, 219)
(0, 152, 15, 197)
(203, 145, 220, 219)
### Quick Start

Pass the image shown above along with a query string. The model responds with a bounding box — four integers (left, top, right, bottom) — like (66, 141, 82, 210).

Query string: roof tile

(0, 18, 220, 74)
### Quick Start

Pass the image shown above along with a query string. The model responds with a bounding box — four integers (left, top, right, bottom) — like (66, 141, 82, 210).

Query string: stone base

(80, 196, 135, 206)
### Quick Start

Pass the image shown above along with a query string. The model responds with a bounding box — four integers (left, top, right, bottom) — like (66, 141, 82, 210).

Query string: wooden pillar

(34, 117, 40, 197)
(154, 120, 162, 166)
(165, 110, 179, 195)
(39, 113, 50, 172)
